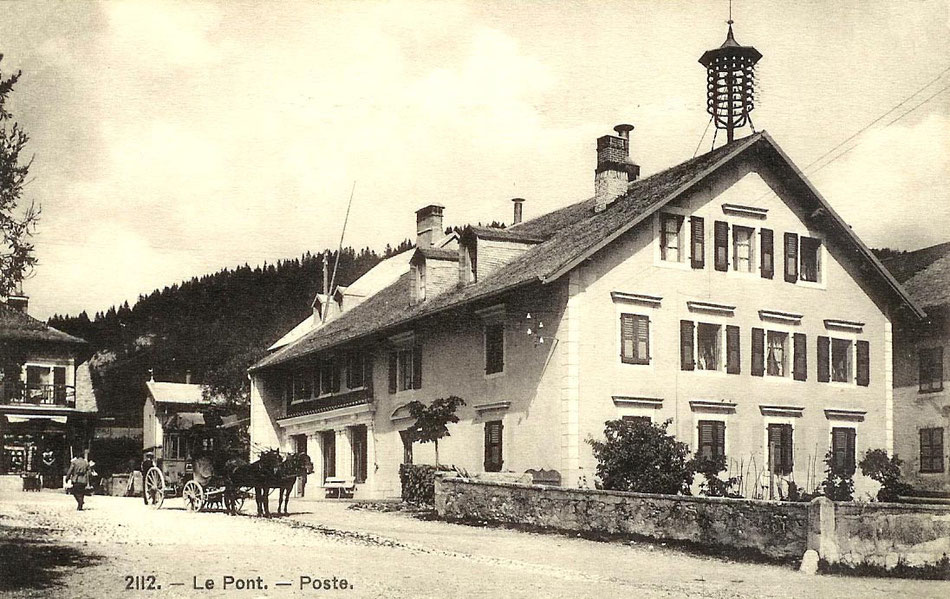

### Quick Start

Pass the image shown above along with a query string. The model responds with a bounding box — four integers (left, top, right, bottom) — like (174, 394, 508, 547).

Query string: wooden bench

(323, 477, 355, 499)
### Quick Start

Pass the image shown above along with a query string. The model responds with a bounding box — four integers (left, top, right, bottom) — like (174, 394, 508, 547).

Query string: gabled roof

(415, 246, 458, 261)
(464, 226, 546, 244)
(0, 303, 88, 345)
(882, 242, 950, 310)
(145, 380, 207, 405)
(251, 131, 924, 372)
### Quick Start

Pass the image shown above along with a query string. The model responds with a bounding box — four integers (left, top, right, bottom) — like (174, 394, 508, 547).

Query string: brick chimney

(594, 124, 640, 212)
(512, 198, 524, 225)
(416, 204, 444, 248)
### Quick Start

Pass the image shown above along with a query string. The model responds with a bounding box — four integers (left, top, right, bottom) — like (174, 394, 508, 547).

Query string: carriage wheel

(183, 480, 205, 512)
(235, 491, 246, 513)
(144, 467, 165, 509)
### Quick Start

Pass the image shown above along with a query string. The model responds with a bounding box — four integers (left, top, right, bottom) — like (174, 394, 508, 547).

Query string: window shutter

(680, 320, 695, 371)
(412, 346, 423, 389)
(793, 333, 807, 381)
(388, 352, 397, 394)
(484, 421, 503, 472)
(856, 340, 870, 387)
(760, 228, 774, 279)
(817, 336, 830, 383)
(620, 314, 634, 363)
(638, 316, 650, 363)
(751, 328, 765, 376)
(784, 232, 799, 283)
(726, 325, 740, 374)
(331, 357, 341, 393)
(846, 428, 856, 474)
(715, 421, 725, 458)
(363, 352, 373, 392)
(783, 425, 794, 474)
(691, 216, 705, 269)
(937, 429, 945, 473)
(714, 221, 729, 271)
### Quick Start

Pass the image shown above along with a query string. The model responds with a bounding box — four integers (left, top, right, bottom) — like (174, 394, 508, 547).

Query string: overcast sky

(1, 0, 948, 319)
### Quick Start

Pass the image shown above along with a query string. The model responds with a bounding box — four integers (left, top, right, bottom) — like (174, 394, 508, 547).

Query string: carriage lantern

(699, 19, 762, 144)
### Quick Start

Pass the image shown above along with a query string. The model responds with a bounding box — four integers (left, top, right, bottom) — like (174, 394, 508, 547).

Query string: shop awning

(6, 414, 68, 424)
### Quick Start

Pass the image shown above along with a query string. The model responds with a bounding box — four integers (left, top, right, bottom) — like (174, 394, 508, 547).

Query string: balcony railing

(0, 382, 76, 408)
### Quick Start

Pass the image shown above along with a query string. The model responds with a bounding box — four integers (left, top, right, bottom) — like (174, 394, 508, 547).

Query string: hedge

(399, 463, 452, 505)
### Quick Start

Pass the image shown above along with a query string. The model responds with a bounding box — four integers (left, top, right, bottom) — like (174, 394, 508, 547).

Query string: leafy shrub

(399, 463, 452, 505)
(588, 419, 694, 495)
(819, 450, 854, 501)
(859, 449, 912, 502)
(785, 481, 819, 503)
(692, 455, 741, 498)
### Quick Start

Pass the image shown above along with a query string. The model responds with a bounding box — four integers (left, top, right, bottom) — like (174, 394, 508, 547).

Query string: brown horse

(223, 449, 282, 516)
(271, 452, 314, 516)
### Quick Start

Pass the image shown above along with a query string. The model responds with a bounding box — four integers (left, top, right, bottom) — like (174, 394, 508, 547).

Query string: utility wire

(693, 117, 714, 158)
(804, 64, 950, 174)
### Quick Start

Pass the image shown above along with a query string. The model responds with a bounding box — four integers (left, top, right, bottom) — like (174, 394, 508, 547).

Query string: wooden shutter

(690, 216, 705, 269)
(856, 340, 870, 387)
(636, 316, 650, 363)
(680, 320, 695, 371)
(388, 352, 397, 394)
(620, 314, 634, 363)
(363, 351, 374, 392)
(793, 333, 807, 381)
(714, 221, 729, 271)
(751, 328, 765, 376)
(412, 346, 423, 389)
(768, 424, 793, 475)
(760, 228, 774, 279)
(715, 421, 725, 459)
(920, 429, 932, 472)
(726, 325, 740, 374)
(784, 232, 798, 283)
(817, 336, 830, 383)
(484, 421, 503, 472)
(331, 357, 341, 393)
(698, 421, 713, 458)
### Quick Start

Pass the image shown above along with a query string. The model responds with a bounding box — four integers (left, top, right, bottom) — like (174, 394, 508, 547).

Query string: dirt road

(0, 489, 945, 598)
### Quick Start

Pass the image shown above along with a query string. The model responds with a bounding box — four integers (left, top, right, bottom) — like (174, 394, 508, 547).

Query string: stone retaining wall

(436, 475, 950, 568)
(435, 475, 809, 561)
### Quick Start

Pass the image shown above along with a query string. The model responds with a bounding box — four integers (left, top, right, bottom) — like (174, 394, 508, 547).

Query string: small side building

(887, 243, 950, 493)
(143, 378, 211, 486)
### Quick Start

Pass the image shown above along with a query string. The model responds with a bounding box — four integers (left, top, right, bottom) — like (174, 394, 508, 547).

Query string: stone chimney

(416, 204, 444, 248)
(6, 295, 28, 314)
(594, 124, 640, 212)
(512, 198, 524, 225)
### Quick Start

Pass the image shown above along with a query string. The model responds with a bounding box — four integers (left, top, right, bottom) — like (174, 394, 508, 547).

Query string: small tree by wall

(820, 450, 854, 502)
(859, 449, 912, 502)
(405, 396, 465, 466)
(588, 419, 694, 495)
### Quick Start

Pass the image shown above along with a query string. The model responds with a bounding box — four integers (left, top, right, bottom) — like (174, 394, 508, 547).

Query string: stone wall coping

(833, 501, 950, 515)
(438, 476, 808, 510)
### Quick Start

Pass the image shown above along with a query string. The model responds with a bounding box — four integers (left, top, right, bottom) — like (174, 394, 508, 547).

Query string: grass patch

(819, 555, 950, 580)
(438, 515, 796, 568)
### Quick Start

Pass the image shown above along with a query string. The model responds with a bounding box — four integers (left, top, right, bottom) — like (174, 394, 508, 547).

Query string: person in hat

(140, 451, 156, 505)
(64, 450, 91, 510)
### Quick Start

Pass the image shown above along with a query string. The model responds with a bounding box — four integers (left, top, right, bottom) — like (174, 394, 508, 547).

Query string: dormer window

(460, 243, 477, 284)
(413, 262, 427, 301)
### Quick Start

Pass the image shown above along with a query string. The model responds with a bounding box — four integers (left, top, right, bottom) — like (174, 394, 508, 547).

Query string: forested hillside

(49, 240, 412, 425)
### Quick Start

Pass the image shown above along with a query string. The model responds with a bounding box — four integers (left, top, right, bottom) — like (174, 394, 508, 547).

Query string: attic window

(800, 237, 821, 282)
(461, 244, 477, 283)
(660, 213, 684, 262)
(414, 262, 426, 301)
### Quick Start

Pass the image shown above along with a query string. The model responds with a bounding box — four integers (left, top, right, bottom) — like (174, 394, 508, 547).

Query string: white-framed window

(696, 323, 722, 371)
(660, 213, 685, 263)
(766, 331, 789, 377)
(831, 338, 853, 383)
(398, 349, 414, 391)
(732, 225, 755, 273)
(800, 236, 822, 283)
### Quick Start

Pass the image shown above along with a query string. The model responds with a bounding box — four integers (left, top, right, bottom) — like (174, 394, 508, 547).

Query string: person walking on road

(65, 451, 91, 511)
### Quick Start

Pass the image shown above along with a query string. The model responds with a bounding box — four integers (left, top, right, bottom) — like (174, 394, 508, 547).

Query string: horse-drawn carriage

(143, 422, 313, 516)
